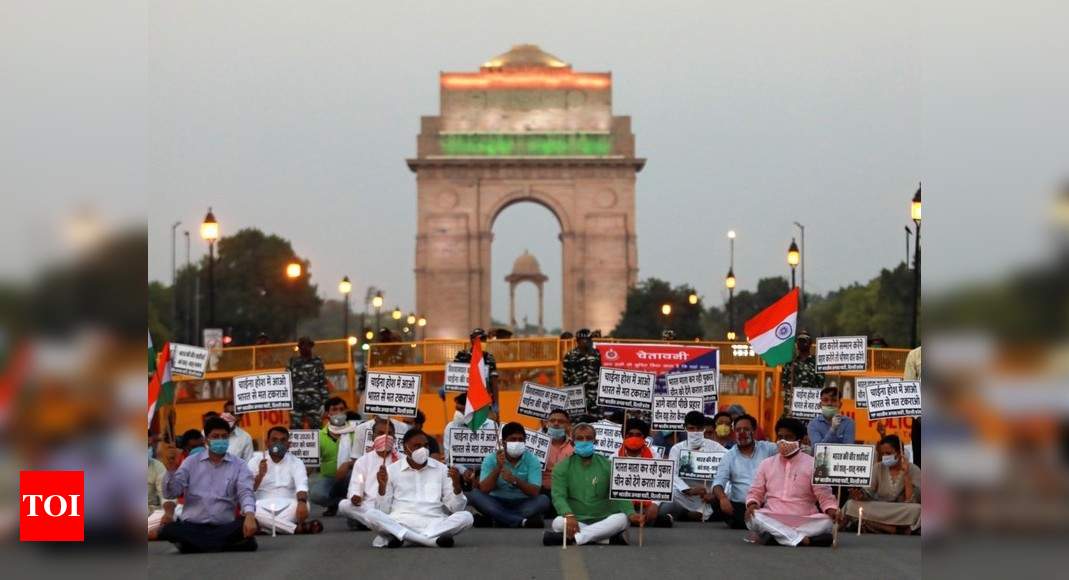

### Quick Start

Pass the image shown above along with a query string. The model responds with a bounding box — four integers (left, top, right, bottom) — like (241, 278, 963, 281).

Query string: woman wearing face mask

(843, 434, 921, 534)
(466, 422, 552, 528)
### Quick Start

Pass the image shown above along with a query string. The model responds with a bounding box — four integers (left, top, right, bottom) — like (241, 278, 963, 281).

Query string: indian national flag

(464, 339, 492, 432)
(744, 288, 799, 367)
(148, 338, 173, 423)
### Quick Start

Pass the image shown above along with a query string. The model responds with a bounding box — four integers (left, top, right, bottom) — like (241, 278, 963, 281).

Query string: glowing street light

(688, 293, 699, 305)
(406, 312, 417, 325)
(201, 207, 220, 327)
(286, 261, 302, 279)
(339, 275, 352, 339)
(787, 239, 800, 289)
(661, 303, 672, 316)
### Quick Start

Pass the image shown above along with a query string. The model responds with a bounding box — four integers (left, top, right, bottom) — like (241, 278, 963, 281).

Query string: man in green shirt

(543, 423, 645, 546)
(310, 397, 350, 515)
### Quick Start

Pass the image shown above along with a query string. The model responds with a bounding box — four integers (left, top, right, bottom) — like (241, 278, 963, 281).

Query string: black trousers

(723, 501, 747, 530)
(158, 519, 257, 553)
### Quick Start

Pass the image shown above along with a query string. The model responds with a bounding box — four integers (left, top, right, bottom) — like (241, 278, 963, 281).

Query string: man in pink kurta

(745, 418, 839, 546)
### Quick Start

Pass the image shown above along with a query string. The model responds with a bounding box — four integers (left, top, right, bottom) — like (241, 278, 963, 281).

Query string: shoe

(807, 533, 834, 547)
(542, 531, 575, 546)
(523, 515, 545, 529)
(608, 532, 630, 546)
(472, 513, 493, 528)
(386, 537, 404, 549)
(322, 506, 338, 517)
(655, 513, 674, 528)
(435, 534, 455, 548)
(759, 532, 776, 545)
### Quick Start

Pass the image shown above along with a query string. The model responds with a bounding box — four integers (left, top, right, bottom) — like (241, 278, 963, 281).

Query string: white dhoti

(147, 505, 183, 535)
(363, 508, 474, 548)
(551, 513, 629, 545)
(254, 498, 299, 535)
(747, 510, 834, 547)
(337, 498, 375, 528)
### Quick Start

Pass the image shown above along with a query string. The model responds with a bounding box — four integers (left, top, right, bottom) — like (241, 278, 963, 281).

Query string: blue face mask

(208, 439, 229, 455)
(188, 445, 205, 456)
(574, 440, 595, 458)
(547, 426, 567, 440)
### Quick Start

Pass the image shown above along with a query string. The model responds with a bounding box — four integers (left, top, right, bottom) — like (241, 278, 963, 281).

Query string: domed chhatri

(482, 44, 569, 70)
(508, 249, 547, 280)
(505, 250, 548, 334)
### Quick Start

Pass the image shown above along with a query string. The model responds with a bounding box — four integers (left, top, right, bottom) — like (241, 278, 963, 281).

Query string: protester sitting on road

(542, 408, 574, 494)
(708, 412, 736, 449)
(310, 396, 350, 516)
(727, 403, 767, 441)
(362, 429, 473, 548)
(158, 416, 258, 552)
(843, 434, 921, 534)
(177, 428, 204, 463)
(710, 414, 778, 529)
(467, 421, 550, 528)
(807, 386, 856, 445)
(147, 451, 178, 540)
(543, 423, 643, 546)
(444, 392, 496, 489)
(340, 414, 410, 464)
(338, 417, 402, 530)
(744, 417, 839, 547)
(247, 426, 319, 534)
(618, 418, 673, 527)
(661, 411, 728, 522)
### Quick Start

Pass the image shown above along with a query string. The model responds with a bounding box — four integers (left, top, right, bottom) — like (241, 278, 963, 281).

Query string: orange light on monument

(285, 262, 302, 279)
(441, 73, 611, 90)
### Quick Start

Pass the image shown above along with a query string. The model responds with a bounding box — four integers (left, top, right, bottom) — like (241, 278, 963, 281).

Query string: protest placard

(525, 430, 551, 469)
(361, 428, 407, 456)
(170, 343, 209, 378)
(593, 420, 624, 457)
(813, 443, 876, 486)
(609, 457, 676, 502)
(444, 362, 469, 392)
(517, 382, 569, 419)
(815, 336, 868, 372)
(651, 396, 703, 431)
(288, 429, 320, 467)
(363, 372, 421, 418)
(447, 425, 499, 465)
(866, 381, 922, 419)
(789, 387, 822, 420)
(233, 372, 293, 413)
(677, 450, 725, 481)
(596, 368, 656, 411)
(854, 377, 899, 409)
(563, 386, 587, 417)
(664, 369, 719, 405)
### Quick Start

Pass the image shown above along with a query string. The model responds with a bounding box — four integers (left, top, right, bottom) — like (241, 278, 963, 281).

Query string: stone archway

(408, 45, 644, 338)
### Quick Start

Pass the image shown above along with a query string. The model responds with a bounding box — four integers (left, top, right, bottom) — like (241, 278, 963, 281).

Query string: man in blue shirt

(710, 414, 778, 529)
(466, 421, 550, 528)
(807, 386, 856, 445)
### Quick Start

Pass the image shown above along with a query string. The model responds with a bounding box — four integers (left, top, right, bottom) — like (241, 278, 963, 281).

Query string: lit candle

(858, 507, 864, 536)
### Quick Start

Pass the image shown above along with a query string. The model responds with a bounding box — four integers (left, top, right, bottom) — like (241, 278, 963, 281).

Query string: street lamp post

(339, 276, 352, 339)
(660, 303, 672, 334)
(725, 267, 736, 340)
(911, 183, 922, 347)
(285, 261, 302, 340)
(787, 239, 800, 290)
(793, 222, 805, 309)
(171, 221, 181, 333)
(905, 226, 912, 267)
(372, 291, 384, 334)
(391, 306, 402, 334)
(417, 316, 427, 340)
(200, 208, 219, 328)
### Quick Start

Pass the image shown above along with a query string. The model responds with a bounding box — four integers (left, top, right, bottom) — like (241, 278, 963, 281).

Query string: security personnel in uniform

(288, 336, 329, 429)
(779, 330, 825, 418)
(562, 329, 602, 419)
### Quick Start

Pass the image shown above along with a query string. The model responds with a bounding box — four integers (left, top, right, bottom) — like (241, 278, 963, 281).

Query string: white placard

(363, 372, 421, 418)
(170, 343, 209, 378)
(447, 424, 499, 465)
(815, 336, 868, 372)
(866, 381, 922, 419)
(444, 362, 469, 392)
(813, 443, 876, 486)
(651, 396, 704, 431)
(233, 372, 293, 413)
(288, 429, 320, 467)
(664, 369, 719, 404)
(525, 430, 552, 469)
(789, 386, 822, 420)
(596, 368, 656, 411)
(609, 457, 676, 502)
(854, 377, 899, 409)
(593, 420, 624, 457)
(677, 450, 725, 481)
(563, 386, 587, 418)
(517, 382, 569, 420)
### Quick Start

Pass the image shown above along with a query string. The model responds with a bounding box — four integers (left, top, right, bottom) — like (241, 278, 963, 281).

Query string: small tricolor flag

(463, 339, 493, 432)
(744, 288, 799, 367)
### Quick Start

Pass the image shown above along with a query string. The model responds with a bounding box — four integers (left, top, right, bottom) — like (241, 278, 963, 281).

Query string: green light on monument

(439, 134, 612, 156)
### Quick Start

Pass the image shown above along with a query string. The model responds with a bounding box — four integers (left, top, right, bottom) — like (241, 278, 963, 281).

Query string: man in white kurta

(337, 420, 402, 529)
(660, 411, 728, 522)
(362, 430, 473, 548)
(222, 409, 255, 462)
(247, 427, 310, 534)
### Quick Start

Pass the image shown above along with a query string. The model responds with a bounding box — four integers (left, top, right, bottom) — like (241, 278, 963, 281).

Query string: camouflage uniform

(780, 355, 825, 416)
(562, 346, 602, 419)
(287, 354, 328, 429)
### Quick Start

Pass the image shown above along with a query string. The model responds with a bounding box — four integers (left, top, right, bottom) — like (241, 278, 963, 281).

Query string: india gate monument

(408, 45, 645, 338)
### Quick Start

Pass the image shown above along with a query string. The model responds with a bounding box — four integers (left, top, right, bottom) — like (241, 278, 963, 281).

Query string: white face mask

(881, 454, 898, 467)
(452, 411, 466, 426)
(410, 446, 429, 465)
(687, 431, 705, 449)
(506, 441, 526, 458)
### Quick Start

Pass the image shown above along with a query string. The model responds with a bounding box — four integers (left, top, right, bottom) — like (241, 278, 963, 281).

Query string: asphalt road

(148, 516, 921, 580)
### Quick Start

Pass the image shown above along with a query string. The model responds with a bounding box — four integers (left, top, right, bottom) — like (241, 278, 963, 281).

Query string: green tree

(612, 278, 704, 339)
(175, 228, 322, 345)
(148, 281, 173, 343)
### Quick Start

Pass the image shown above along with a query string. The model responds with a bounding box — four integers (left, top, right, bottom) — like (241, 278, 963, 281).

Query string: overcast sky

(5, 1, 1066, 331)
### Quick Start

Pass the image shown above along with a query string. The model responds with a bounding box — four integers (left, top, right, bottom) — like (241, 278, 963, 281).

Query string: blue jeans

(466, 489, 551, 527)
(309, 473, 348, 509)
